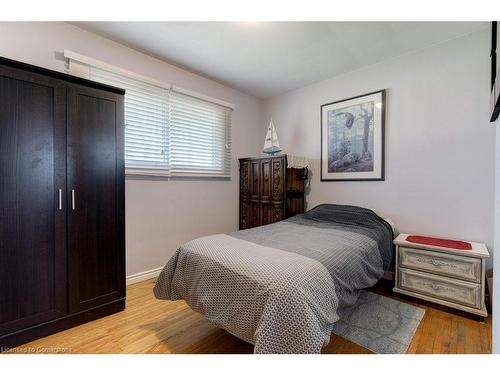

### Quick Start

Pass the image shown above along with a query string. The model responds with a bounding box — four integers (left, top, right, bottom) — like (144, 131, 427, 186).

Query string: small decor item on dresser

(321, 90, 385, 181)
(406, 235, 472, 250)
(393, 233, 489, 317)
(262, 118, 282, 155)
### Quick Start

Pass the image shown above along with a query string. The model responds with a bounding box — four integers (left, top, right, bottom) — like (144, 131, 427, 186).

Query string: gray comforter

(153, 204, 393, 354)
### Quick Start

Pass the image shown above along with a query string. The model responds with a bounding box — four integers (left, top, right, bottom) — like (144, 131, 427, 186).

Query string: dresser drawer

(398, 268, 481, 308)
(399, 246, 481, 282)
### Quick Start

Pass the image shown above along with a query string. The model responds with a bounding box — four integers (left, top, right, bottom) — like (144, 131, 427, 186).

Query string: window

(90, 67, 171, 174)
(65, 50, 233, 178)
(170, 90, 232, 177)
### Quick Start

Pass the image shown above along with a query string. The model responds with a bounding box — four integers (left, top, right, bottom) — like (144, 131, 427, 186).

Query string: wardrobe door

(67, 83, 125, 313)
(0, 66, 67, 335)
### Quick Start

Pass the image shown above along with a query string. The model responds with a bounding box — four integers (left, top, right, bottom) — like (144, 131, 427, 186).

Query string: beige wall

(1, 22, 495, 280)
(265, 30, 496, 268)
(0, 22, 265, 277)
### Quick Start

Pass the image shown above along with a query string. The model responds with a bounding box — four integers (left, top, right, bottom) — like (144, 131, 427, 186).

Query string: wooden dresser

(393, 234, 489, 317)
(239, 155, 305, 229)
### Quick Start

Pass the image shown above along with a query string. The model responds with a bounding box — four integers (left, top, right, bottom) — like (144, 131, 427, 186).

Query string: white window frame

(64, 50, 235, 179)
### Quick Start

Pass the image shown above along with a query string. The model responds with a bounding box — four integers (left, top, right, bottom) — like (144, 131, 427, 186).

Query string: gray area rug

(332, 291, 425, 354)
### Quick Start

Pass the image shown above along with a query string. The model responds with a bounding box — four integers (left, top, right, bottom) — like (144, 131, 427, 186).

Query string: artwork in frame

(321, 90, 385, 181)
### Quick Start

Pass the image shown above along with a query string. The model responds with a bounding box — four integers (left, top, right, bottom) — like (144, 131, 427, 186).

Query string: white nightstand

(393, 233, 490, 317)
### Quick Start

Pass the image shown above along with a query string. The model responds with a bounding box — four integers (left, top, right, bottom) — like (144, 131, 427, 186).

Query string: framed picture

(321, 90, 386, 181)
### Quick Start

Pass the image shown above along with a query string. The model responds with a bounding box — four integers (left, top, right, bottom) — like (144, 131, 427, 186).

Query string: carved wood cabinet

(239, 155, 305, 229)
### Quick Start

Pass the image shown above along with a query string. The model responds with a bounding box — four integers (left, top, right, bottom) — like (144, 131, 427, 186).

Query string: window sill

(126, 168, 171, 177)
(125, 168, 231, 181)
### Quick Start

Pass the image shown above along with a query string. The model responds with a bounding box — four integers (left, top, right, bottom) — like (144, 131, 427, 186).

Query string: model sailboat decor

(263, 119, 282, 155)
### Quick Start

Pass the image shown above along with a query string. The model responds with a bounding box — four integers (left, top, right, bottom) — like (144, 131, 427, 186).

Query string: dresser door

(271, 157, 285, 202)
(260, 159, 272, 201)
(240, 199, 251, 229)
(250, 160, 260, 199)
(239, 161, 251, 229)
(271, 157, 285, 223)
(0, 66, 67, 335)
(67, 84, 125, 313)
(261, 202, 273, 226)
(240, 161, 251, 199)
(250, 200, 261, 228)
(272, 202, 284, 223)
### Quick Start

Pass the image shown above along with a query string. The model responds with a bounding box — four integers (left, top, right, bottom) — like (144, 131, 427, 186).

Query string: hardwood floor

(9, 278, 491, 354)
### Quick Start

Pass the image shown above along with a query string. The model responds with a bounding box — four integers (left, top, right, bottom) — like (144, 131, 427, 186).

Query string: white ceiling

(73, 22, 487, 99)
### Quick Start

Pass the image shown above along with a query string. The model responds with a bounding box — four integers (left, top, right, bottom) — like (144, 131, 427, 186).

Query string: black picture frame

(490, 21, 500, 122)
(320, 89, 386, 181)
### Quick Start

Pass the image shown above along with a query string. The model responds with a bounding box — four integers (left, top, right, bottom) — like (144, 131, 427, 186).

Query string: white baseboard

(126, 267, 163, 285)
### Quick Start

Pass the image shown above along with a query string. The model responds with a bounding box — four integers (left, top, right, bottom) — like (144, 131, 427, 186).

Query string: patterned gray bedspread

(154, 204, 393, 354)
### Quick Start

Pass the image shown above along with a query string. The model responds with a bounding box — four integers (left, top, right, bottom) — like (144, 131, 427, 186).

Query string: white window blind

(170, 90, 232, 177)
(65, 51, 233, 178)
(90, 67, 171, 174)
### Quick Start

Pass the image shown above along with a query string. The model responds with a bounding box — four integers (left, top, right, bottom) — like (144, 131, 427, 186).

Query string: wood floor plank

(8, 278, 491, 354)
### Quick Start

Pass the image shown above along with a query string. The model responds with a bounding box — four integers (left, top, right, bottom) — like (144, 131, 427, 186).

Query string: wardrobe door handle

(71, 189, 76, 210)
(58, 189, 62, 210)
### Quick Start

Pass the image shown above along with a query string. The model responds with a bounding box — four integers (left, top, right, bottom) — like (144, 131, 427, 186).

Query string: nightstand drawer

(398, 268, 481, 308)
(399, 246, 481, 282)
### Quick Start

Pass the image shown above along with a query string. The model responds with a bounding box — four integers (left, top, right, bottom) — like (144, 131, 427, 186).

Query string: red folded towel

(406, 235, 472, 250)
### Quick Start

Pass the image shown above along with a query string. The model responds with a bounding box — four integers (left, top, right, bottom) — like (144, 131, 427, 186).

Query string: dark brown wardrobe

(239, 155, 305, 229)
(0, 57, 125, 348)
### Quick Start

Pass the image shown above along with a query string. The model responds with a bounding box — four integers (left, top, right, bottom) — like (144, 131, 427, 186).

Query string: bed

(153, 204, 394, 354)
